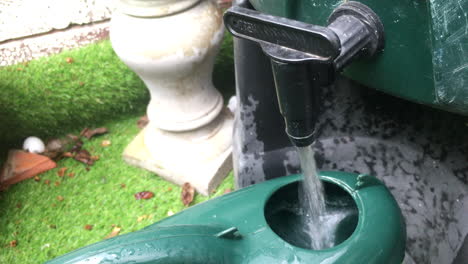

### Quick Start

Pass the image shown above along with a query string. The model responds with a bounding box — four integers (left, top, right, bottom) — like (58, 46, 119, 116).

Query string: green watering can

(46, 171, 405, 263)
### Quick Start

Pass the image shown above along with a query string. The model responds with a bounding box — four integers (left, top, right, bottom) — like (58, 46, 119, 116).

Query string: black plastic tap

(224, 1, 384, 147)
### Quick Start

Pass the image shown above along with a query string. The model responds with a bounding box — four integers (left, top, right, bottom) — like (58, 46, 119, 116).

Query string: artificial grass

(0, 112, 235, 263)
(0, 32, 235, 263)
(0, 34, 234, 152)
(0, 41, 148, 150)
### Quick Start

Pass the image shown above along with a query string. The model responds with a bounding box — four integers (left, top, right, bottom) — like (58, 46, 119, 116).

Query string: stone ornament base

(123, 113, 233, 196)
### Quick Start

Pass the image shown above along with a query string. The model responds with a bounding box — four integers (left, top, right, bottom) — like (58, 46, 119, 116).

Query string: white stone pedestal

(112, 0, 233, 194)
(123, 109, 233, 195)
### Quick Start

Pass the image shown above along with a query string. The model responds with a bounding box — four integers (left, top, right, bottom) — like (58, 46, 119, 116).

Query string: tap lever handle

(224, 3, 384, 68)
(224, 6, 341, 62)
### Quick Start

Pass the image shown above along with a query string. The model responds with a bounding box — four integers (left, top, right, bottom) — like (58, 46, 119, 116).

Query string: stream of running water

(297, 145, 350, 249)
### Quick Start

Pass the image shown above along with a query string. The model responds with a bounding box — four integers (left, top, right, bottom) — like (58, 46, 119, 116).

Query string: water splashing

(297, 145, 349, 249)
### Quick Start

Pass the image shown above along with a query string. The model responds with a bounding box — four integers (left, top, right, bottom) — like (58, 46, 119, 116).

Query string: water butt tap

(224, 1, 385, 147)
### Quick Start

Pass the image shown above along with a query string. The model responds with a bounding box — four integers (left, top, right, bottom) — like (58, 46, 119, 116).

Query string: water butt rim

(261, 171, 406, 262)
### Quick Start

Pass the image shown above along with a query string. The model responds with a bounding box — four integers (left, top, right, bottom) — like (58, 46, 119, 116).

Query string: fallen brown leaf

(120, 183, 126, 188)
(57, 167, 67, 177)
(84, 224, 93, 230)
(137, 215, 148, 222)
(101, 140, 111, 147)
(44, 179, 50, 185)
(67, 172, 75, 178)
(105, 227, 121, 239)
(79, 128, 88, 137)
(134, 191, 154, 200)
(90, 156, 99, 161)
(181, 182, 195, 206)
(137, 115, 149, 129)
(34, 176, 40, 182)
(67, 134, 80, 141)
(9, 240, 17, 247)
(57, 195, 64, 201)
(167, 187, 172, 192)
(70, 140, 84, 153)
(81, 127, 108, 139)
(74, 149, 94, 165)
(63, 152, 74, 158)
(54, 181, 60, 187)
(65, 57, 74, 64)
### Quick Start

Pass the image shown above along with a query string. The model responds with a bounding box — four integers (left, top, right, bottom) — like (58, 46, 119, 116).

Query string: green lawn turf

(0, 34, 235, 263)
(0, 112, 234, 263)
(0, 41, 148, 152)
(0, 34, 234, 154)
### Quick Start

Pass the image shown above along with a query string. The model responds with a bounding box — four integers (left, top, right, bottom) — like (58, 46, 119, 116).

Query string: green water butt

(46, 171, 405, 264)
(248, 0, 468, 115)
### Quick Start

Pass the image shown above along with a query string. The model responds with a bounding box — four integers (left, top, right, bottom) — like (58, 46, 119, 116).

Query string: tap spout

(224, 2, 384, 147)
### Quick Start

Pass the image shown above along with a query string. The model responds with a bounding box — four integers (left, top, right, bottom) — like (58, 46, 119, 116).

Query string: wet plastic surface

(46, 172, 405, 264)
(249, 0, 468, 114)
(232, 15, 468, 261)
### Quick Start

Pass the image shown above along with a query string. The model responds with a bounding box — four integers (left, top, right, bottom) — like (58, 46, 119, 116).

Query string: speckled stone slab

(0, 0, 113, 66)
(0, 22, 109, 66)
(0, 0, 113, 42)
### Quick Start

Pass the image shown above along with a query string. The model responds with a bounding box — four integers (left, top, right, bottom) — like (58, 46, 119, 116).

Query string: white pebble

(227, 96, 237, 114)
(23, 136, 45, 153)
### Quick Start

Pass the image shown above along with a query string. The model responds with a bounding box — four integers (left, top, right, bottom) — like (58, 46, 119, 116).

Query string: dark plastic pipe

(270, 60, 332, 147)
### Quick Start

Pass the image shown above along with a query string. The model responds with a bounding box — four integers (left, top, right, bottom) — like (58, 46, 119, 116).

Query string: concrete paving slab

(123, 127, 233, 196)
(0, 21, 109, 66)
(0, 0, 113, 42)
